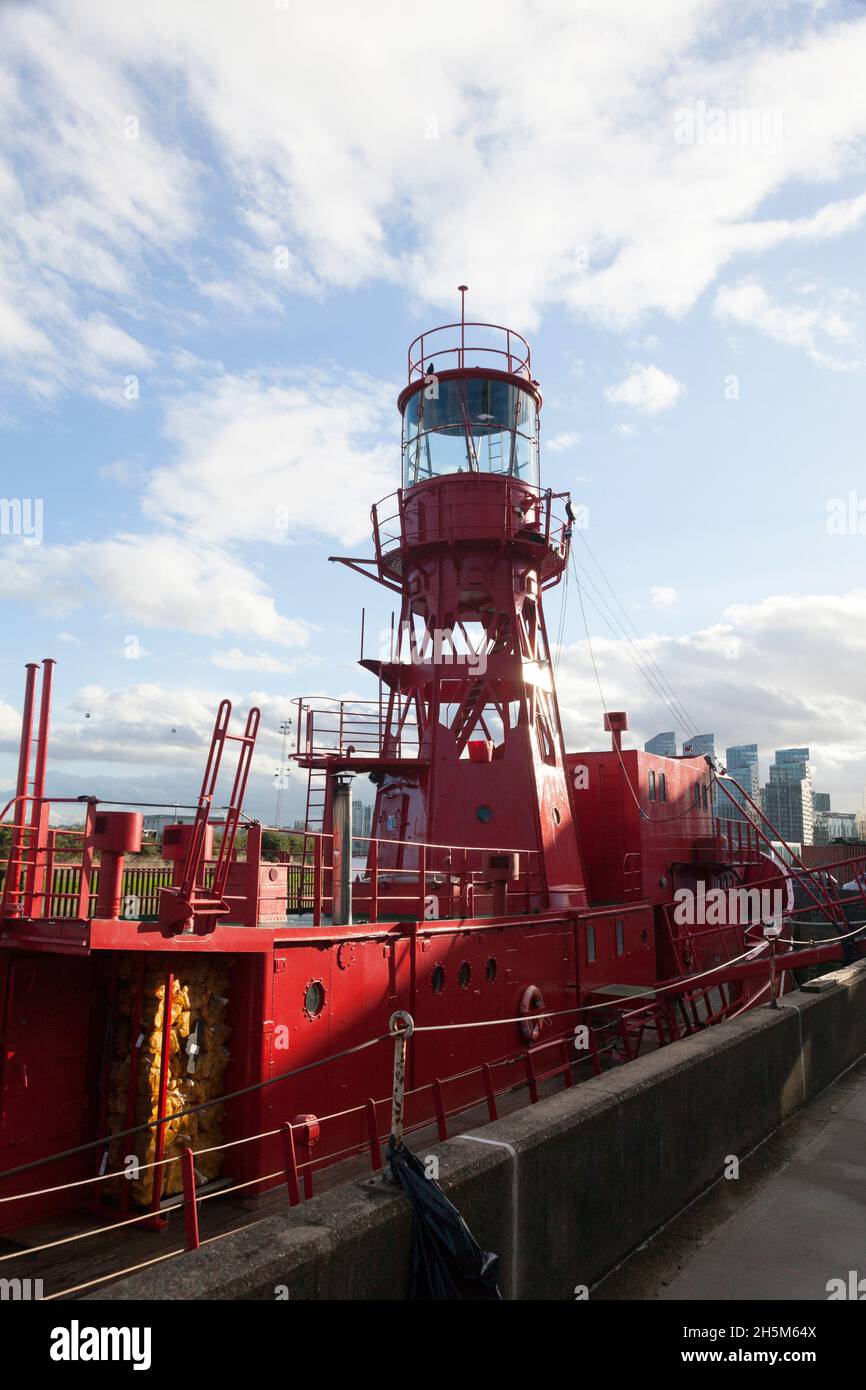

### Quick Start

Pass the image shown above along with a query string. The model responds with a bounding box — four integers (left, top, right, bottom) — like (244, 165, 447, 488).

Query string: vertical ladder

(158, 700, 260, 934)
(304, 765, 328, 834)
(2, 659, 54, 920)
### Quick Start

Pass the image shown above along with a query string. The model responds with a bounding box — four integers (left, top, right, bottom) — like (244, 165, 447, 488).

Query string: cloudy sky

(1, 0, 866, 821)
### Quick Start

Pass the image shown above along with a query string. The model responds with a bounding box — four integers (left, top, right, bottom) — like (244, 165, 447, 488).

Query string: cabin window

(659, 772, 667, 802)
(702, 784, 708, 810)
(648, 770, 656, 802)
(694, 783, 701, 808)
(615, 919, 624, 955)
(586, 923, 596, 963)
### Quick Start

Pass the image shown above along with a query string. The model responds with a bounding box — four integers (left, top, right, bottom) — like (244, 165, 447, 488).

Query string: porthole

(303, 980, 325, 1018)
(432, 964, 446, 994)
(552, 806, 561, 825)
(485, 956, 498, 984)
(475, 805, 493, 823)
(458, 961, 472, 990)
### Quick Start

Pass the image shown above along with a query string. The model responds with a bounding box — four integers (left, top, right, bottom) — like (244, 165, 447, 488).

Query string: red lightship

(0, 296, 862, 1289)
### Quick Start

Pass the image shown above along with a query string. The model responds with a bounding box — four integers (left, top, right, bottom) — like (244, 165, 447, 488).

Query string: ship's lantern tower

(364, 288, 588, 913)
(400, 287, 540, 490)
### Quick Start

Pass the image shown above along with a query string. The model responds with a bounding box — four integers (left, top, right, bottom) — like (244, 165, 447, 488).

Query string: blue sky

(1, 0, 866, 821)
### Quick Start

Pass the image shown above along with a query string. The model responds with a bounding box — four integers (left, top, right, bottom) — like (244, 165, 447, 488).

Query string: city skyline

(644, 729, 863, 827)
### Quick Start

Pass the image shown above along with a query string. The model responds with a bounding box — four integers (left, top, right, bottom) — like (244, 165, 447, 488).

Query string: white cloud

(557, 588, 866, 810)
(546, 431, 582, 453)
(714, 279, 862, 369)
(650, 586, 678, 608)
(0, 358, 402, 644)
(4, 679, 308, 821)
(145, 368, 397, 550)
(2, 0, 866, 390)
(0, 533, 313, 645)
(606, 364, 685, 413)
(5, 589, 866, 822)
(79, 315, 154, 368)
(211, 648, 304, 675)
(0, 697, 22, 752)
(98, 458, 147, 487)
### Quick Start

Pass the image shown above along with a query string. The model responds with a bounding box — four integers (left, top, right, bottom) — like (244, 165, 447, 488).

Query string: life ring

(519, 985, 545, 1044)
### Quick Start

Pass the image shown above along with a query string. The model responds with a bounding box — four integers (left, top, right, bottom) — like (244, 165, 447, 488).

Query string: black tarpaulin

(387, 1139, 502, 1300)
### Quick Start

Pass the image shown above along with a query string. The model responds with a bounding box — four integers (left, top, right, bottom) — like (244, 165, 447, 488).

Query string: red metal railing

(0, 862, 179, 920)
(292, 695, 419, 761)
(662, 844, 866, 979)
(0, 789, 545, 927)
(0, 796, 96, 919)
(406, 320, 533, 383)
(0, 794, 224, 923)
(286, 829, 545, 924)
(371, 485, 572, 567)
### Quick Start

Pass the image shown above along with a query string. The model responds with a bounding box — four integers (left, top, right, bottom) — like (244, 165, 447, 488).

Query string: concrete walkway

(596, 1055, 866, 1301)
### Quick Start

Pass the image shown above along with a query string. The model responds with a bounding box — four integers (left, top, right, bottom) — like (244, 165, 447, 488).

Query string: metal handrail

(407, 320, 532, 382)
(372, 486, 572, 562)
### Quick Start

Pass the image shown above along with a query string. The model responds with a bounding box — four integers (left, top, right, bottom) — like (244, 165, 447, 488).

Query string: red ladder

(158, 700, 260, 934)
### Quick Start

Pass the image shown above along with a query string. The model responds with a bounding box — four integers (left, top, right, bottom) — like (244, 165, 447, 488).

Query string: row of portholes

(302, 960, 500, 1016)
(432, 957, 498, 994)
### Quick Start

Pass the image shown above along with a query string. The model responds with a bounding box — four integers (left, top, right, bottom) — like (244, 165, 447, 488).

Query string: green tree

(261, 830, 306, 861)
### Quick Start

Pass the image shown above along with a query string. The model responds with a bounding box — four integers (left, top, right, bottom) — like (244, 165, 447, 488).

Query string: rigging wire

(570, 551, 699, 741)
(552, 551, 570, 677)
(568, 554, 701, 759)
(572, 559, 648, 820)
(573, 527, 704, 739)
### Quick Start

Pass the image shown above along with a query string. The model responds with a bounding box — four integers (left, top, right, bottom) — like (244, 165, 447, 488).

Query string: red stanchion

(181, 1147, 200, 1250)
(432, 1078, 448, 1140)
(482, 1064, 498, 1121)
(282, 1122, 301, 1207)
(365, 1098, 382, 1171)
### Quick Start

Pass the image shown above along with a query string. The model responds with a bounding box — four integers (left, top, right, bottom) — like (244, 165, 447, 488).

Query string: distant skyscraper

(763, 748, 813, 846)
(645, 731, 676, 757)
(812, 792, 831, 815)
(773, 748, 810, 780)
(351, 801, 372, 856)
(682, 733, 715, 758)
(718, 743, 759, 824)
